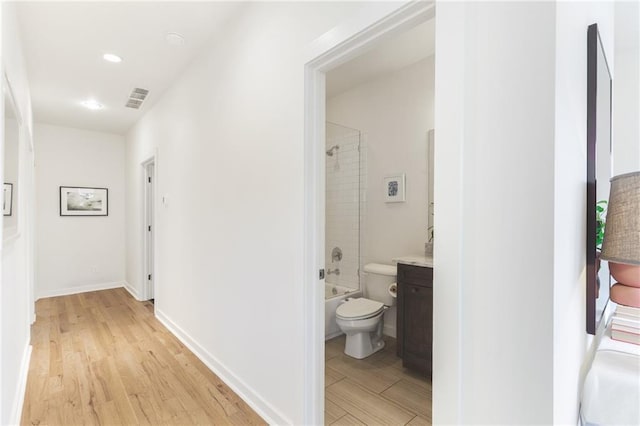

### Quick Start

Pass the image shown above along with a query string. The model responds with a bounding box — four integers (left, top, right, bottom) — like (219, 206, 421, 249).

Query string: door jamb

(141, 155, 157, 302)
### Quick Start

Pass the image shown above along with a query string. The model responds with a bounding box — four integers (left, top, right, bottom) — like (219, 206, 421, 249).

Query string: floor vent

(125, 88, 149, 109)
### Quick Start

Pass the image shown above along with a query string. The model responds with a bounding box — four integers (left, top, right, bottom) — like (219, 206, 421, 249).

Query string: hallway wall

(124, 3, 367, 424)
(34, 123, 126, 299)
(0, 3, 36, 424)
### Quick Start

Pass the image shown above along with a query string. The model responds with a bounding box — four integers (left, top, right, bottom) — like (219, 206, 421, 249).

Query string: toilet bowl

(335, 263, 396, 359)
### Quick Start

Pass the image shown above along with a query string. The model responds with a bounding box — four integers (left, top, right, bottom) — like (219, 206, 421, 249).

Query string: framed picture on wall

(60, 186, 108, 216)
(3, 183, 13, 216)
(384, 174, 406, 203)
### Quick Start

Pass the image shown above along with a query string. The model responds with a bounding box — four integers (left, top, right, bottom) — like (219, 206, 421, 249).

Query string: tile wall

(325, 123, 366, 292)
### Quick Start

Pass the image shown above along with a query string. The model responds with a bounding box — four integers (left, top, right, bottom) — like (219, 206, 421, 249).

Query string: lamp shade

(600, 171, 640, 266)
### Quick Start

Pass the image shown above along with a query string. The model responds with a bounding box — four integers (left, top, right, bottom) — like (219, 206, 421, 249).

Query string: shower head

(326, 145, 339, 156)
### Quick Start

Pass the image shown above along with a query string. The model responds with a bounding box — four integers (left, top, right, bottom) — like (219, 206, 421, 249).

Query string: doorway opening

(303, 2, 436, 424)
(142, 157, 156, 303)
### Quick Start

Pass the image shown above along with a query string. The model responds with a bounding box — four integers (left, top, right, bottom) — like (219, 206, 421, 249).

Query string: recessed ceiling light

(103, 53, 122, 63)
(165, 32, 185, 46)
(81, 100, 104, 110)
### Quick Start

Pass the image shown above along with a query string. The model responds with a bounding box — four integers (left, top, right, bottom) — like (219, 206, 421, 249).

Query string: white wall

(328, 57, 434, 261)
(4, 117, 19, 230)
(0, 3, 36, 424)
(34, 123, 125, 299)
(327, 56, 434, 337)
(434, 2, 615, 424)
(613, 1, 640, 176)
(124, 2, 368, 424)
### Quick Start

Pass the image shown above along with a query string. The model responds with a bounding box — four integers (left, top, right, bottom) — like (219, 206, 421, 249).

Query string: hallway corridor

(20, 288, 265, 425)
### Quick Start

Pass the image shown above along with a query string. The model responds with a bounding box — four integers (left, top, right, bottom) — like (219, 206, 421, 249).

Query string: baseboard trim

(123, 281, 142, 301)
(35, 281, 125, 300)
(155, 309, 289, 425)
(10, 343, 32, 425)
(325, 330, 343, 340)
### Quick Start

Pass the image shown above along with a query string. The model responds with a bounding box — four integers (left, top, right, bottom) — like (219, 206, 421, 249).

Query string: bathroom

(323, 19, 435, 424)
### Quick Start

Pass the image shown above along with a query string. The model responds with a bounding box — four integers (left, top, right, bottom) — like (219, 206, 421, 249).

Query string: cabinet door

(403, 283, 433, 375)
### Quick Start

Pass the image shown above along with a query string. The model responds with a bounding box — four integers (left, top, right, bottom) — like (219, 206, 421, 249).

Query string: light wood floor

(21, 288, 265, 425)
(325, 335, 432, 425)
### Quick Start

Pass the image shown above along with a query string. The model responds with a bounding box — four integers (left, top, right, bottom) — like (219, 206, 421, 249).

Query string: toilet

(336, 263, 396, 359)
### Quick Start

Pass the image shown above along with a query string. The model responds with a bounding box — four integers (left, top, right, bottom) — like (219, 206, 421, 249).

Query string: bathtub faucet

(327, 268, 340, 276)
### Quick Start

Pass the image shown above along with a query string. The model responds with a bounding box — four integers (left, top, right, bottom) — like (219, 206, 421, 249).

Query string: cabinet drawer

(397, 264, 433, 287)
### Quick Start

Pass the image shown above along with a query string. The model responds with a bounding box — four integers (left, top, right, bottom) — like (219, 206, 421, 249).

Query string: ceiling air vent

(125, 88, 149, 109)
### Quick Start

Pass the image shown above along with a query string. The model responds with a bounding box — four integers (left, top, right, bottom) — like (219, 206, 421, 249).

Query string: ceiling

(326, 19, 435, 99)
(16, 2, 243, 134)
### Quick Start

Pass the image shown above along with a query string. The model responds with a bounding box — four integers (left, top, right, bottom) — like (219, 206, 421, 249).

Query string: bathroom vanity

(394, 256, 433, 377)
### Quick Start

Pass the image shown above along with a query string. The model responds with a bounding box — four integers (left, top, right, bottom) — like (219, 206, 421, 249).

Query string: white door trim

(141, 155, 157, 302)
(302, 2, 436, 424)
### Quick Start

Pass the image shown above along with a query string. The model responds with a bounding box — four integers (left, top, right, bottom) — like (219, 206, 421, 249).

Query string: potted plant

(596, 200, 607, 251)
(595, 200, 607, 296)
(424, 201, 434, 257)
(425, 226, 434, 257)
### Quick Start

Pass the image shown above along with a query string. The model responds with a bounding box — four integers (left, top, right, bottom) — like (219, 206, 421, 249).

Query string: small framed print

(3, 183, 13, 216)
(384, 174, 406, 203)
(60, 186, 108, 216)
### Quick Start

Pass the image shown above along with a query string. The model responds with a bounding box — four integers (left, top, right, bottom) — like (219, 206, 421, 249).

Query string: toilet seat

(336, 298, 384, 321)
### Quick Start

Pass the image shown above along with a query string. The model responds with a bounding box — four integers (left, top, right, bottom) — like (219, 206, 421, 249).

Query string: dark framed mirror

(586, 23, 612, 335)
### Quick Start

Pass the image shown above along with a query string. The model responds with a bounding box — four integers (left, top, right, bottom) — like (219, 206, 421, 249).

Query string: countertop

(392, 255, 433, 268)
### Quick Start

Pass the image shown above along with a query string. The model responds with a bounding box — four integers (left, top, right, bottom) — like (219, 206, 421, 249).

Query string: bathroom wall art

(60, 186, 108, 216)
(384, 174, 405, 203)
(3, 183, 13, 216)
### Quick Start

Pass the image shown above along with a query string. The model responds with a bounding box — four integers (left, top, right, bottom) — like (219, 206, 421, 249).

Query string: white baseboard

(35, 281, 124, 300)
(325, 330, 343, 340)
(123, 281, 143, 301)
(10, 343, 32, 425)
(155, 309, 289, 425)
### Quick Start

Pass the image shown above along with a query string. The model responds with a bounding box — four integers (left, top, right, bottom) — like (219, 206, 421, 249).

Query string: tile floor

(325, 335, 432, 425)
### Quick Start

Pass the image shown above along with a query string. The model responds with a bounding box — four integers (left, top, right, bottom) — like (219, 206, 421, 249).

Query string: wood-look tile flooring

(325, 336, 432, 425)
(21, 288, 265, 425)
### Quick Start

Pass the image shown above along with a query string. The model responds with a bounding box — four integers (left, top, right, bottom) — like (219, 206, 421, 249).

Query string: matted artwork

(3, 183, 13, 216)
(384, 174, 406, 203)
(60, 186, 108, 216)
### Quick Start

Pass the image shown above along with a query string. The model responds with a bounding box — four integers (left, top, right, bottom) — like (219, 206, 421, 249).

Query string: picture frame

(60, 186, 108, 216)
(384, 174, 406, 203)
(3, 183, 13, 216)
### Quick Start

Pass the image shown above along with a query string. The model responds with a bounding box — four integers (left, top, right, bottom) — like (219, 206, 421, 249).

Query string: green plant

(427, 201, 434, 242)
(596, 200, 607, 250)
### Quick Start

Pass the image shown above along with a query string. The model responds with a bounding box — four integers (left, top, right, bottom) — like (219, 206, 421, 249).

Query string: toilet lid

(336, 298, 384, 320)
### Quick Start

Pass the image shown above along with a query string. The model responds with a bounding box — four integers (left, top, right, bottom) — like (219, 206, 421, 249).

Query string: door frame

(141, 155, 157, 302)
(302, 2, 436, 423)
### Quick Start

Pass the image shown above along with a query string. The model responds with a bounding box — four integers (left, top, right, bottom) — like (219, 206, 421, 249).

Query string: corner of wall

(154, 309, 290, 425)
(35, 281, 125, 300)
(123, 281, 142, 301)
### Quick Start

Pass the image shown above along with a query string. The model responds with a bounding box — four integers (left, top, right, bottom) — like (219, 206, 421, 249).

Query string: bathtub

(325, 283, 361, 340)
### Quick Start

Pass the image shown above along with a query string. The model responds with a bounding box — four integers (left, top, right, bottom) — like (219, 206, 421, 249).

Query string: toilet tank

(363, 263, 397, 305)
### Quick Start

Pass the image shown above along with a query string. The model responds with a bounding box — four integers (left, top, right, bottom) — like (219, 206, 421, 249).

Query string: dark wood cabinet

(397, 263, 433, 376)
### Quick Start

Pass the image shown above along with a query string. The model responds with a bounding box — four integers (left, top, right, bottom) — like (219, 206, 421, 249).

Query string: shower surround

(325, 122, 365, 293)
